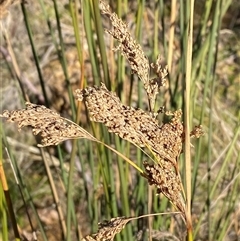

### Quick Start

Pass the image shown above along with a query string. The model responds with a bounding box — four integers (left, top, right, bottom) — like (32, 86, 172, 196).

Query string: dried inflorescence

(96, 2, 188, 221)
(142, 161, 186, 216)
(100, 0, 149, 84)
(82, 217, 129, 241)
(99, 0, 167, 111)
(75, 83, 183, 168)
(149, 55, 168, 110)
(1, 102, 96, 147)
(75, 83, 186, 217)
(190, 125, 204, 138)
(75, 83, 186, 220)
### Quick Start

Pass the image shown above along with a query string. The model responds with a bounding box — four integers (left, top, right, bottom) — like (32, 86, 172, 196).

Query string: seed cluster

(75, 84, 183, 167)
(1, 102, 95, 147)
(100, 0, 167, 111)
(142, 161, 185, 215)
(75, 83, 186, 220)
(100, 0, 149, 84)
(82, 217, 129, 241)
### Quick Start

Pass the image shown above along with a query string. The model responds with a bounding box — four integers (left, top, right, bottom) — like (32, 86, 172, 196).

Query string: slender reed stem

(184, 0, 194, 239)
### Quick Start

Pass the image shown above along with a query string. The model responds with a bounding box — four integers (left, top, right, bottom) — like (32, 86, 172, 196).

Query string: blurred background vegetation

(0, 0, 239, 240)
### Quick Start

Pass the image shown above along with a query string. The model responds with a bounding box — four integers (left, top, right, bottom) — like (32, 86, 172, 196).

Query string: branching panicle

(143, 161, 186, 217)
(75, 83, 186, 221)
(75, 84, 183, 167)
(82, 217, 130, 241)
(100, 0, 168, 111)
(1, 102, 95, 147)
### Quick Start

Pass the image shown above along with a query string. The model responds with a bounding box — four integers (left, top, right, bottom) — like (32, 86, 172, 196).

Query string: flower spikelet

(1, 102, 95, 147)
(99, 2, 150, 94)
(190, 125, 204, 138)
(149, 55, 168, 110)
(142, 161, 186, 216)
(82, 217, 129, 241)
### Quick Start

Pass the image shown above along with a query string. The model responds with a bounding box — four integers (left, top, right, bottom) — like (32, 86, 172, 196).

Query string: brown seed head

(143, 161, 186, 215)
(1, 102, 95, 146)
(75, 84, 183, 166)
